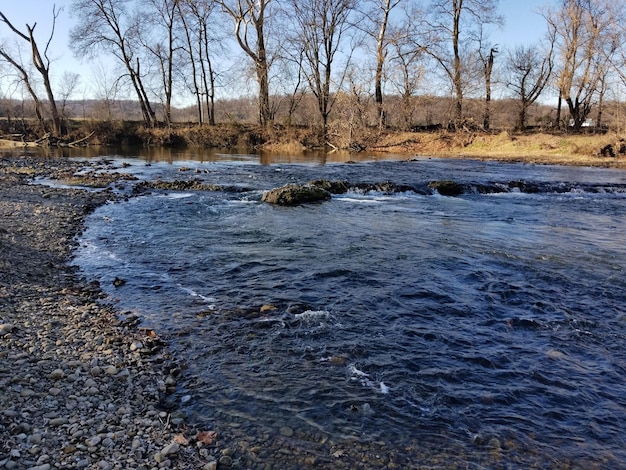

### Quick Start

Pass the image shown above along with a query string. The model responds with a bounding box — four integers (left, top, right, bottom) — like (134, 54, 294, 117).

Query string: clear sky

(0, 0, 552, 100)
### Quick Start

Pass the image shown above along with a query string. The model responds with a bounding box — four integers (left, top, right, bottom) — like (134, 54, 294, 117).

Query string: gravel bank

(0, 157, 218, 470)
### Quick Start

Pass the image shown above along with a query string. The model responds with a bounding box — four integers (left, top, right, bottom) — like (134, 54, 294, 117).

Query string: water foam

(349, 364, 390, 394)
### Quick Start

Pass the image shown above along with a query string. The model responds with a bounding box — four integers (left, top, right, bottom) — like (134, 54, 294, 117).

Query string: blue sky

(0, 0, 551, 99)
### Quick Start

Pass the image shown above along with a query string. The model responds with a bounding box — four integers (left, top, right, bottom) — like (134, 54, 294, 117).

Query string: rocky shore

(0, 157, 218, 470)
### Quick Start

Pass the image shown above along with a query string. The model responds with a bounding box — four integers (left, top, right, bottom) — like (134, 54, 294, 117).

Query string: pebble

(218, 455, 233, 467)
(48, 417, 68, 427)
(86, 436, 101, 447)
(49, 369, 65, 380)
(161, 442, 180, 456)
(0, 323, 15, 334)
(3, 158, 447, 470)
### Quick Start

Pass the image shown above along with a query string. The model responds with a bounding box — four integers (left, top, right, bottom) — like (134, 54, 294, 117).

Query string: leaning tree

(0, 7, 63, 136)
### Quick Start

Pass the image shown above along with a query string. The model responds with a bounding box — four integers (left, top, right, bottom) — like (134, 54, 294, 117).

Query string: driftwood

(60, 132, 95, 147)
(2, 131, 96, 148)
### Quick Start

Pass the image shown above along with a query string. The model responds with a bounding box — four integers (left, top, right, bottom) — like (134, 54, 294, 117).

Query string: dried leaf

(173, 434, 189, 446)
(197, 430, 217, 445)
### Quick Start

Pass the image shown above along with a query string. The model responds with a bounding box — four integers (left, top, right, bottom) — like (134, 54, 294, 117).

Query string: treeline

(1, 0, 626, 141)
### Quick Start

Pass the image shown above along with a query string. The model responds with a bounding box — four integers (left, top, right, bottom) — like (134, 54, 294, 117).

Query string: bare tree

(143, 0, 180, 126)
(474, 24, 498, 130)
(70, 0, 158, 127)
(58, 71, 81, 120)
(360, 0, 403, 127)
(178, 0, 222, 126)
(91, 61, 121, 120)
(217, 0, 274, 126)
(289, 0, 357, 140)
(0, 7, 63, 136)
(386, 14, 425, 129)
(505, 44, 554, 130)
(545, 0, 620, 131)
(422, 0, 502, 126)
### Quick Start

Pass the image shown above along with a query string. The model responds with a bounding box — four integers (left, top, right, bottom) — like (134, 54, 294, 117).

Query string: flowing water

(73, 154, 626, 468)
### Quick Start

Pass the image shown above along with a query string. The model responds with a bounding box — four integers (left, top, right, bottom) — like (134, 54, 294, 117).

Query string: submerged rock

(352, 181, 419, 194)
(428, 180, 465, 196)
(262, 184, 331, 205)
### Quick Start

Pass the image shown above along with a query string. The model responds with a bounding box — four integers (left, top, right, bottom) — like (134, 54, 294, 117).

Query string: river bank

(2, 123, 626, 169)
(0, 157, 222, 469)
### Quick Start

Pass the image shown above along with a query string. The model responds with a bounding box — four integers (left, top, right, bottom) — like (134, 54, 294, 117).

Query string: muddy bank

(0, 157, 221, 469)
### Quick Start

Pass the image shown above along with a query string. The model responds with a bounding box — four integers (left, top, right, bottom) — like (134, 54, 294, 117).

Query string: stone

(85, 436, 101, 447)
(48, 417, 68, 427)
(279, 426, 294, 437)
(261, 184, 331, 205)
(0, 323, 15, 335)
(161, 442, 179, 456)
(218, 455, 233, 467)
(49, 369, 65, 380)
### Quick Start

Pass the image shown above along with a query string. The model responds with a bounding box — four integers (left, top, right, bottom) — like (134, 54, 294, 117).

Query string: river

(73, 152, 626, 468)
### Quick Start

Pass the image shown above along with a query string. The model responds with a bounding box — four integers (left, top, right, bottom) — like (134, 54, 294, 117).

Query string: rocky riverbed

(0, 156, 220, 470)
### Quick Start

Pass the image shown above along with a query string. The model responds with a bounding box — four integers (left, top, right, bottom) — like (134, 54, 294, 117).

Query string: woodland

(1, 0, 626, 150)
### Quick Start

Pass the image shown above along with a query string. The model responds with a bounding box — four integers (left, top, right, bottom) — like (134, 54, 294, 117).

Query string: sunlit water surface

(74, 155, 626, 468)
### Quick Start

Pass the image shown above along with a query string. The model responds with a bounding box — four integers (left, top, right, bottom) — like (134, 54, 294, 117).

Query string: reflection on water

(1, 144, 409, 165)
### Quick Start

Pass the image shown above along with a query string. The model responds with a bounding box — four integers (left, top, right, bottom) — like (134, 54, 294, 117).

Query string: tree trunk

(452, 0, 463, 124)
(375, 0, 395, 128)
(483, 48, 496, 131)
(556, 92, 562, 129)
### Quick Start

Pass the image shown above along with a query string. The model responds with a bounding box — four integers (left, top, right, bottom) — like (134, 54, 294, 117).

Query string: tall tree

(386, 9, 426, 129)
(217, 0, 273, 126)
(362, 0, 403, 127)
(70, 0, 158, 127)
(505, 44, 554, 130)
(178, 0, 220, 126)
(475, 24, 498, 130)
(422, 0, 502, 126)
(143, 0, 180, 126)
(0, 7, 63, 136)
(545, 0, 620, 131)
(290, 0, 357, 140)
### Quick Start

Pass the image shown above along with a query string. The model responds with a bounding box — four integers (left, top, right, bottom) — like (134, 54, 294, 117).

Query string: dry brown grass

(368, 130, 626, 168)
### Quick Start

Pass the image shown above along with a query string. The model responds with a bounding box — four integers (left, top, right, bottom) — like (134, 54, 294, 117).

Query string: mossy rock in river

(308, 179, 350, 194)
(262, 184, 331, 205)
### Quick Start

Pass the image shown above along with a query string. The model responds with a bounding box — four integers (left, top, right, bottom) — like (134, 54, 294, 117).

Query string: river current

(74, 155, 626, 468)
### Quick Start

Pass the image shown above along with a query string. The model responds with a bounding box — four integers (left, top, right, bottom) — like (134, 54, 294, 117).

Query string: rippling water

(74, 157, 626, 468)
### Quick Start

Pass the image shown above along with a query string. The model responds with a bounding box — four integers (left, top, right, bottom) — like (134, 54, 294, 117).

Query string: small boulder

(262, 184, 331, 205)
